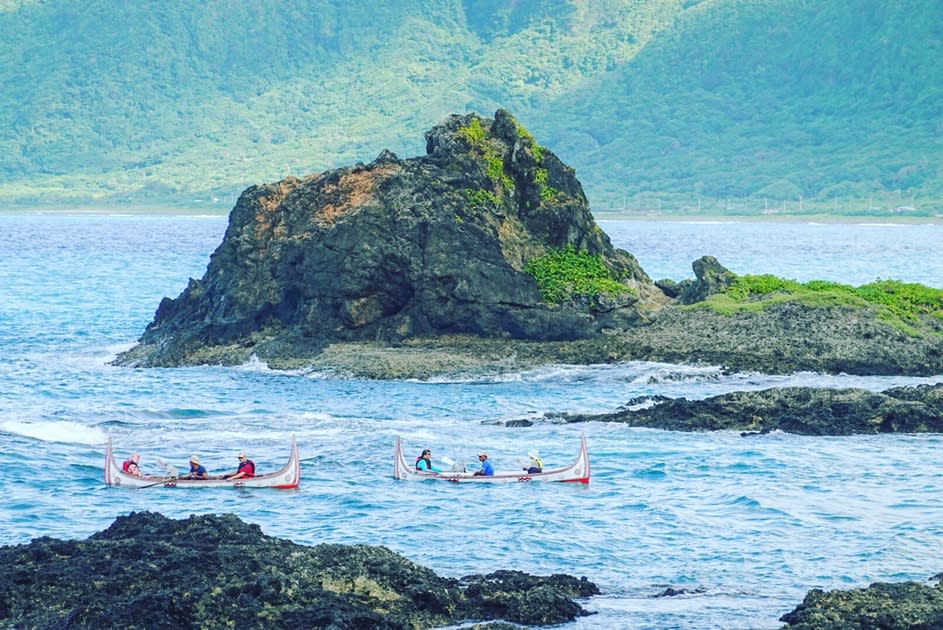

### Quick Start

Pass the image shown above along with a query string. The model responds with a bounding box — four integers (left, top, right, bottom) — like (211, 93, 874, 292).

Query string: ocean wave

(0, 419, 107, 445)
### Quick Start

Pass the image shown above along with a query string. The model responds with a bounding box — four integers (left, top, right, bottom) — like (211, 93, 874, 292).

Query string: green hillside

(541, 0, 943, 214)
(0, 0, 939, 215)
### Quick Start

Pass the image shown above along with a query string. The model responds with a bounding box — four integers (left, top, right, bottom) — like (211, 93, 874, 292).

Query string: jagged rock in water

(0, 511, 599, 629)
(553, 383, 943, 435)
(117, 109, 659, 367)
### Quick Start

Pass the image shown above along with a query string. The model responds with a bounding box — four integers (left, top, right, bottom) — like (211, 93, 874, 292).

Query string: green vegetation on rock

(459, 117, 514, 195)
(464, 187, 499, 208)
(708, 274, 943, 334)
(525, 245, 635, 304)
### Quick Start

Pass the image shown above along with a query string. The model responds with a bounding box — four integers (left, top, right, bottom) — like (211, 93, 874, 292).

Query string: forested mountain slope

(0, 0, 939, 214)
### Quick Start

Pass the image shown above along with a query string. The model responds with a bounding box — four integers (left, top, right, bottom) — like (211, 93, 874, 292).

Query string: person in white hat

(182, 454, 209, 480)
(524, 450, 543, 474)
(221, 451, 256, 480)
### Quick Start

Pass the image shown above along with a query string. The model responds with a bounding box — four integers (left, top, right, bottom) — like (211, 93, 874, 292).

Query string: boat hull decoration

(393, 433, 590, 483)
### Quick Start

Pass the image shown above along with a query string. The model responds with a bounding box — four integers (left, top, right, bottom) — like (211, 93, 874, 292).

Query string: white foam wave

(0, 420, 107, 445)
(237, 355, 275, 371)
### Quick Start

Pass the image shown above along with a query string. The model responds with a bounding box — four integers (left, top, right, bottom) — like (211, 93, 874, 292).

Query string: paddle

(138, 475, 178, 489)
(440, 456, 466, 473)
(136, 459, 181, 488)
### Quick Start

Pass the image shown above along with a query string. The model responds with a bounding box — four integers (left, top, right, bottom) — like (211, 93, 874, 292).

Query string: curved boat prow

(104, 436, 114, 486)
(271, 433, 301, 489)
(563, 432, 590, 484)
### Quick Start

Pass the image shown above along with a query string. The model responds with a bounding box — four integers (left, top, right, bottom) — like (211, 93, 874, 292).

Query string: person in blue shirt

(474, 451, 494, 476)
(183, 455, 209, 480)
(415, 449, 442, 473)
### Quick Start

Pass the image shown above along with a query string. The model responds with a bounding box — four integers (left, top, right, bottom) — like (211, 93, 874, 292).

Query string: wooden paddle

(137, 475, 177, 489)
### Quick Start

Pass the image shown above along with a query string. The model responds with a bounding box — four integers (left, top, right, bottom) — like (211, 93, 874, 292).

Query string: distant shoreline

(592, 210, 943, 224)
(0, 205, 232, 217)
(2, 204, 942, 224)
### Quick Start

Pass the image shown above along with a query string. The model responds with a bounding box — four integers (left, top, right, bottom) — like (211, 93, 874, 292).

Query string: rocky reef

(553, 383, 943, 435)
(0, 511, 598, 629)
(780, 577, 943, 629)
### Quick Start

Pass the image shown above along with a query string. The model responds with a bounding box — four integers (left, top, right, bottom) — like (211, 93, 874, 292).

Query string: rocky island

(114, 109, 943, 379)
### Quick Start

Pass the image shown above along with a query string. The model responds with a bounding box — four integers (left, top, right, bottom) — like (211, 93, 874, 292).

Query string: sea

(2, 211, 942, 629)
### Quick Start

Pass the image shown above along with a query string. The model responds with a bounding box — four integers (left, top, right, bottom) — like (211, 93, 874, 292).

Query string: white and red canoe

(393, 433, 590, 483)
(104, 434, 301, 489)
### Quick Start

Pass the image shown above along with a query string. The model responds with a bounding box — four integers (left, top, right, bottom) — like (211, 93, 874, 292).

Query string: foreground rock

(554, 383, 943, 435)
(0, 512, 598, 629)
(780, 577, 943, 629)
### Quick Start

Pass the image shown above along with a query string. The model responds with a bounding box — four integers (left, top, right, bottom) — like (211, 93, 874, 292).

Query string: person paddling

(221, 451, 255, 480)
(474, 451, 494, 476)
(122, 453, 143, 477)
(523, 450, 543, 474)
(182, 455, 209, 480)
(415, 449, 442, 473)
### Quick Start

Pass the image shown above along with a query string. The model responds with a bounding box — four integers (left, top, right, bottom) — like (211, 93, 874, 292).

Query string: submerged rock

(555, 383, 943, 435)
(0, 511, 598, 629)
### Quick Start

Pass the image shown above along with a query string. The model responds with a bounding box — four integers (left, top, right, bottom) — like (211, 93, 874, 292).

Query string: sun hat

(238, 452, 247, 458)
(190, 455, 200, 464)
(478, 451, 487, 457)
(528, 450, 539, 459)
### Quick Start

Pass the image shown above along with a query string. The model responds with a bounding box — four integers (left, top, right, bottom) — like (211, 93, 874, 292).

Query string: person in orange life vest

(221, 451, 255, 480)
(122, 453, 142, 476)
(415, 449, 442, 473)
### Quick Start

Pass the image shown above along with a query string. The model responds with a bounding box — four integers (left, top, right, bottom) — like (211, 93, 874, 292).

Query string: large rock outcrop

(0, 511, 598, 628)
(117, 109, 659, 367)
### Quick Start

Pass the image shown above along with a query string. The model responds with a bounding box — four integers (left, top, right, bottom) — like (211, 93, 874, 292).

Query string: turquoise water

(2, 212, 942, 629)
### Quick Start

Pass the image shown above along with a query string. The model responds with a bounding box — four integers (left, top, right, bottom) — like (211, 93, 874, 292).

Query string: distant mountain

(0, 0, 939, 215)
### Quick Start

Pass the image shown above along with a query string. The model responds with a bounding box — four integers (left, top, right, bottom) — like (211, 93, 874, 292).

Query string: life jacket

(122, 459, 133, 473)
(238, 460, 256, 478)
(415, 456, 431, 471)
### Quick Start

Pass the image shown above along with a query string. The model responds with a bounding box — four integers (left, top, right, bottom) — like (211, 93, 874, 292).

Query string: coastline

(592, 210, 943, 224)
(2, 204, 941, 224)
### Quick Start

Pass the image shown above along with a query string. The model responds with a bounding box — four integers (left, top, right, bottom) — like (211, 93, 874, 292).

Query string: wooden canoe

(104, 434, 301, 489)
(393, 433, 590, 483)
